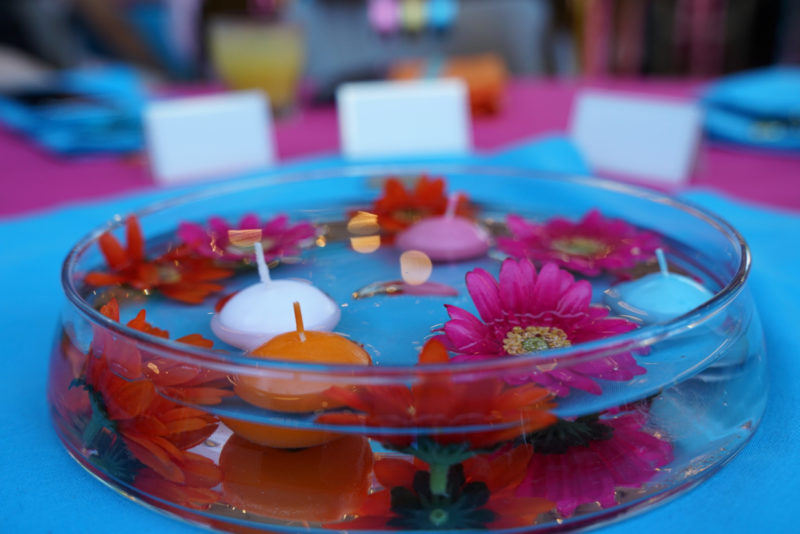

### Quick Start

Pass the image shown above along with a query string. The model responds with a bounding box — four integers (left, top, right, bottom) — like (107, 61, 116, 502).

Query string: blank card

(338, 79, 472, 159)
(145, 91, 275, 185)
(570, 90, 703, 185)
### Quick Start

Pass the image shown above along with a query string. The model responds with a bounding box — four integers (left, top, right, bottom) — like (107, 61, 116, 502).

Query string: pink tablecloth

(2, 78, 799, 218)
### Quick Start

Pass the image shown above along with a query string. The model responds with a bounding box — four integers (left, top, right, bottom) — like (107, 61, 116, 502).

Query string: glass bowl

(48, 166, 767, 533)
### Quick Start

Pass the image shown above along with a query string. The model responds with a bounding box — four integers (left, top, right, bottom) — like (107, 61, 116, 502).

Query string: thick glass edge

(60, 163, 752, 377)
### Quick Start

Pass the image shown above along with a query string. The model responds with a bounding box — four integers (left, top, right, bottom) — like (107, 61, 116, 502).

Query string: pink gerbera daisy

(441, 258, 644, 396)
(517, 410, 673, 517)
(178, 214, 316, 262)
(497, 209, 662, 276)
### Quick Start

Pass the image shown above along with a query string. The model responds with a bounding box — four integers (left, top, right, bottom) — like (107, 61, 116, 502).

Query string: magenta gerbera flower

(517, 410, 673, 517)
(441, 258, 644, 396)
(497, 209, 662, 276)
(178, 214, 316, 262)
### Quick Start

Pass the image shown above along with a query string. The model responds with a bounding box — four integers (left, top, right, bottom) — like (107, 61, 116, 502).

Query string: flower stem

(71, 379, 116, 450)
(429, 463, 450, 497)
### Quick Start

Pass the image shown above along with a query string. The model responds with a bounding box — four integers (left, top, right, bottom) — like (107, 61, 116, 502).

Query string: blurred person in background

(1, 1, 794, 85)
(0, 0, 183, 78)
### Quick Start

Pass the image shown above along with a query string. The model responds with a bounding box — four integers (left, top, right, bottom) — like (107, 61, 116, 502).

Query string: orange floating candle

(236, 302, 371, 413)
(225, 302, 371, 448)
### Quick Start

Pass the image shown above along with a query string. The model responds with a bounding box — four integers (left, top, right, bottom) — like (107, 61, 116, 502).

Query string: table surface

(2, 77, 799, 218)
(1, 77, 799, 534)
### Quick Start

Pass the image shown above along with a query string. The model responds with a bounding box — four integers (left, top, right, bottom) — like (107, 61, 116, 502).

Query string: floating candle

(224, 302, 371, 448)
(234, 301, 372, 413)
(211, 236, 340, 350)
(603, 249, 714, 324)
(395, 192, 489, 261)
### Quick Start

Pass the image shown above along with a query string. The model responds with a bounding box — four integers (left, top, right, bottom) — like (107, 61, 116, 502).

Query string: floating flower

(85, 216, 233, 304)
(340, 445, 553, 530)
(441, 258, 644, 396)
(317, 338, 556, 451)
(369, 175, 473, 233)
(498, 210, 662, 276)
(95, 298, 233, 405)
(517, 410, 673, 517)
(178, 213, 316, 262)
(66, 299, 230, 508)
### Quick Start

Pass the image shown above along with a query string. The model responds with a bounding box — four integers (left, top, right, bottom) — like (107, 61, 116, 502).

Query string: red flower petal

(98, 231, 128, 270)
(126, 216, 145, 262)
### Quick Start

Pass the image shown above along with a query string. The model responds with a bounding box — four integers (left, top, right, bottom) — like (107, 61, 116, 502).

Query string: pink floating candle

(212, 235, 340, 350)
(395, 192, 489, 261)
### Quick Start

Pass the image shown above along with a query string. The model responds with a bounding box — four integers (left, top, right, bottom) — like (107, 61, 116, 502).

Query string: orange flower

(370, 175, 473, 233)
(96, 299, 233, 406)
(85, 216, 233, 304)
(338, 445, 553, 530)
(70, 299, 232, 508)
(317, 338, 556, 450)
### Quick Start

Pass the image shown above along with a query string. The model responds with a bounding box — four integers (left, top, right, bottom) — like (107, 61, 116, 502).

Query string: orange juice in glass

(209, 17, 305, 114)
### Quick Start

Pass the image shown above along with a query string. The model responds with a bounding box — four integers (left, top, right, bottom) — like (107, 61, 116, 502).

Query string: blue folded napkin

(0, 66, 146, 154)
(702, 67, 800, 151)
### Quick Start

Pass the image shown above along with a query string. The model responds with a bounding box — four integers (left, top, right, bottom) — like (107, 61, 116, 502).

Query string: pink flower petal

(498, 258, 530, 315)
(465, 268, 503, 324)
(517, 411, 673, 517)
(237, 213, 260, 229)
(557, 279, 592, 315)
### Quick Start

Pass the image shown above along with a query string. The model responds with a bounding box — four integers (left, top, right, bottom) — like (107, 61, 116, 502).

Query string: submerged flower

(442, 258, 644, 396)
(340, 445, 554, 530)
(498, 210, 662, 276)
(316, 338, 556, 450)
(178, 213, 316, 262)
(85, 216, 233, 304)
(369, 175, 473, 233)
(517, 411, 673, 517)
(67, 299, 231, 508)
(96, 298, 233, 405)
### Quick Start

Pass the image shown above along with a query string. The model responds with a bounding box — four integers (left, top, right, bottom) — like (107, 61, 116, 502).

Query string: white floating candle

(211, 239, 340, 350)
(395, 192, 489, 261)
(603, 249, 714, 324)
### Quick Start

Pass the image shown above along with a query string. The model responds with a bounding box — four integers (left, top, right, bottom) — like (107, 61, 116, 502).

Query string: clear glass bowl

(48, 166, 767, 533)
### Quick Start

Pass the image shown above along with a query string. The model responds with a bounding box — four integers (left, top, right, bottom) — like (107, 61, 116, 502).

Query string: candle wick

(656, 248, 669, 276)
(253, 241, 271, 284)
(293, 301, 306, 342)
(444, 192, 459, 219)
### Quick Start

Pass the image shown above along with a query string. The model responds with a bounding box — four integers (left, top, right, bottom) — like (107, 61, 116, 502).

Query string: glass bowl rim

(61, 163, 751, 376)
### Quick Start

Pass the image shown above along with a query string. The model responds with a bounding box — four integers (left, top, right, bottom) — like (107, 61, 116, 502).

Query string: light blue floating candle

(603, 249, 714, 324)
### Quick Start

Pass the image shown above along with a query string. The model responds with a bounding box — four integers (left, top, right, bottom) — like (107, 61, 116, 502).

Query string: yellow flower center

(503, 326, 571, 355)
(551, 237, 609, 257)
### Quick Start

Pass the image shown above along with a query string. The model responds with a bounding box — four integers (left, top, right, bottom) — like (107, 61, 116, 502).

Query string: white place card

(569, 90, 703, 185)
(144, 91, 276, 185)
(337, 79, 472, 159)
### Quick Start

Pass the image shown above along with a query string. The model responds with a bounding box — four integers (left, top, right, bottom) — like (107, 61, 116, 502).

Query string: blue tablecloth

(1, 138, 798, 533)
